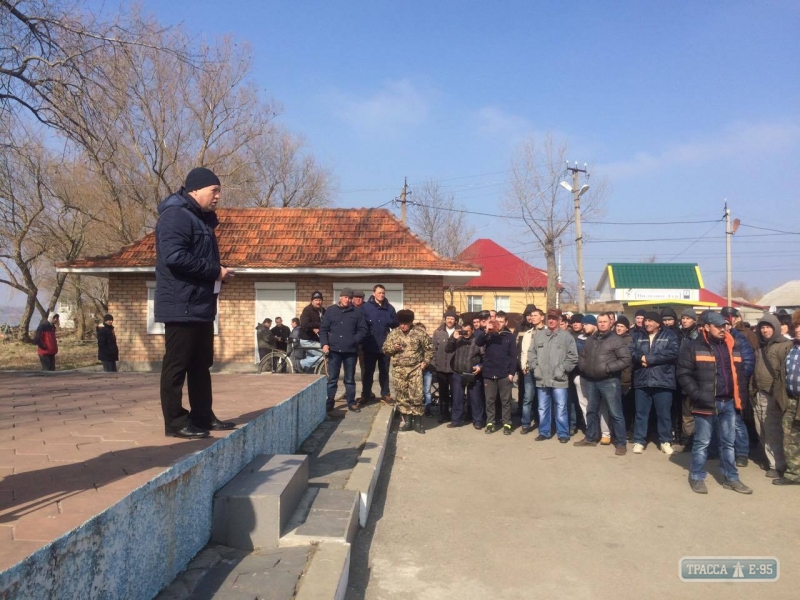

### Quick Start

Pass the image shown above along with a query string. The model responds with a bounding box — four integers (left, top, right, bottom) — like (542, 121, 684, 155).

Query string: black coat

(320, 303, 368, 353)
(299, 304, 325, 342)
(96, 325, 119, 362)
(578, 329, 631, 381)
(154, 191, 221, 323)
(677, 330, 749, 415)
(448, 334, 483, 374)
(271, 324, 291, 351)
(476, 329, 516, 379)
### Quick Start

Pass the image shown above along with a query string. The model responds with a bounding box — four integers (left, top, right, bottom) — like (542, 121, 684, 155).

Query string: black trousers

(484, 377, 513, 426)
(102, 361, 117, 372)
(39, 355, 56, 371)
(363, 352, 391, 398)
(436, 372, 453, 416)
(160, 321, 215, 431)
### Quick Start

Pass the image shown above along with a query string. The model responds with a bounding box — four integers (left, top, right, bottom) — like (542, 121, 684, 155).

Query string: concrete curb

(294, 543, 351, 600)
(344, 403, 395, 527)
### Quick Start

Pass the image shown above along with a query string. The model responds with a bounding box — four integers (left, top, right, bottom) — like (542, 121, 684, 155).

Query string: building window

(147, 281, 218, 335)
(467, 295, 483, 312)
(495, 296, 510, 312)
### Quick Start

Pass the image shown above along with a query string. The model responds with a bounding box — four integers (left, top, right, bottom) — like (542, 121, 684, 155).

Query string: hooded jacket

(96, 324, 119, 362)
(361, 295, 398, 354)
(578, 329, 632, 381)
(256, 323, 276, 350)
(753, 313, 792, 410)
(617, 330, 633, 389)
(677, 329, 749, 415)
(630, 326, 679, 390)
(476, 328, 516, 379)
(527, 327, 578, 389)
(34, 321, 58, 357)
(154, 191, 221, 323)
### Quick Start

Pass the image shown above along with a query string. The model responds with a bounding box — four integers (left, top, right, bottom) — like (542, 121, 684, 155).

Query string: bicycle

(257, 340, 328, 377)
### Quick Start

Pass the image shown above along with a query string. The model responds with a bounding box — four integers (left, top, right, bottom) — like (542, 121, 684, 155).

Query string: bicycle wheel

(313, 355, 328, 377)
(258, 351, 294, 374)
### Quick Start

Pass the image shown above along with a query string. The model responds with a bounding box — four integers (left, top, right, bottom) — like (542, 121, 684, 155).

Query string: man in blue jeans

(677, 311, 752, 494)
(320, 288, 368, 413)
(573, 313, 631, 455)
(630, 311, 679, 455)
(528, 308, 578, 443)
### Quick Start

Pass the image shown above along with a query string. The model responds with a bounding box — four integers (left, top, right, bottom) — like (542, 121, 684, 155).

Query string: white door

(254, 282, 297, 362)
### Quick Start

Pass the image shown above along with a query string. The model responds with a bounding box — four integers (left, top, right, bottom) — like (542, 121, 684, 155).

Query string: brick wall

(108, 273, 447, 368)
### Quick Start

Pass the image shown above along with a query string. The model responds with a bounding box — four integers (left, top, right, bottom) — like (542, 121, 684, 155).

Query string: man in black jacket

(299, 291, 325, 371)
(320, 288, 368, 413)
(96, 314, 119, 372)
(155, 167, 235, 440)
(271, 317, 291, 352)
(677, 311, 753, 494)
(477, 311, 516, 435)
(447, 322, 483, 428)
(574, 313, 630, 455)
(431, 309, 458, 422)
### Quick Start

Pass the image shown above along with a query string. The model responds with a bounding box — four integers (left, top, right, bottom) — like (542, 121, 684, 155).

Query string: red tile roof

(59, 208, 478, 272)
(456, 239, 548, 289)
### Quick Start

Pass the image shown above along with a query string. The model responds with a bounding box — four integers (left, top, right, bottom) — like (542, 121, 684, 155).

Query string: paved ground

(347, 413, 800, 600)
(0, 371, 318, 571)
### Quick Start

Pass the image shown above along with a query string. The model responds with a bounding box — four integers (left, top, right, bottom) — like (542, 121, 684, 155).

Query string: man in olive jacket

(527, 308, 578, 442)
(574, 313, 631, 454)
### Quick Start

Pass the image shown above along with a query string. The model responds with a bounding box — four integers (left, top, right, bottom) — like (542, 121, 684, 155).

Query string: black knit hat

(184, 167, 221, 193)
(635, 309, 647, 318)
(644, 311, 662, 323)
(570, 313, 584, 324)
(616, 315, 630, 329)
(660, 307, 678, 320)
(103, 314, 113, 322)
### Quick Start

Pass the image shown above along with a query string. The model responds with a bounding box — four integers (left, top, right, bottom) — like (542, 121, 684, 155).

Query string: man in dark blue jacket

(476, 311, 517, 435)
(320, 288, 369, 413)
(155, 167, 235, 439)
(361, 285, 398, 403)
(630, 311, 679, 455)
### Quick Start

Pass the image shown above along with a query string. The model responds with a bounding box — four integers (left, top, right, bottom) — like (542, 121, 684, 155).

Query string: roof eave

(56, 266, 481, 279)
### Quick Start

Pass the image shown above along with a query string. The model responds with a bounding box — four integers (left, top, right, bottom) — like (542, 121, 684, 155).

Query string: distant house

(758, 281, 800, 314)
(58, 208, 480, 371)
(445, 239, 548, 314)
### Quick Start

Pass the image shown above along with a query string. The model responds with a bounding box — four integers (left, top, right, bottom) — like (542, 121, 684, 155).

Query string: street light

(559, 181, 590, 197)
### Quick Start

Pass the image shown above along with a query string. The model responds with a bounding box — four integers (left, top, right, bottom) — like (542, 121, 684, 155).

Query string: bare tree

(717, 279, 763, 304)
(504, 135, 607, 309)
(408, 180, 476, 259)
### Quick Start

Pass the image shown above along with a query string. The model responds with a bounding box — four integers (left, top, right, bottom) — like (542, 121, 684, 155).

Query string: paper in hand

(214, 281, 221, 294)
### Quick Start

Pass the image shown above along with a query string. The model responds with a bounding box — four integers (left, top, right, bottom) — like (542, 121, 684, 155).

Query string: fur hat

(397, 309, 415, 324)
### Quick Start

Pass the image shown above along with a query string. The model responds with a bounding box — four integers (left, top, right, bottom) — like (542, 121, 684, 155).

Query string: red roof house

(444, 239, 548, 314)
(59, 208, 480, 369)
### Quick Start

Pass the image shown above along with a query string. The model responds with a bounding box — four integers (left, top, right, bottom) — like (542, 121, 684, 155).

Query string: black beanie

(616, 315, 630, 329)
(184, 167, 221, 193)
(635, 309, 646, 318)
(644, 311, 662, 323)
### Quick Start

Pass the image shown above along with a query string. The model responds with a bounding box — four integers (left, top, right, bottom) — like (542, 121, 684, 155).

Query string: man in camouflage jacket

(383, 309, 434, 433)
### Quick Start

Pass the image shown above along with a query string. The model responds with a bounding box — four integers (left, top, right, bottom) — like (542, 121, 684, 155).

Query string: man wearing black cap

(677, 311, 753, 494)
(632, 309, 647, 336)
(299, 291, 326, 371)
(630, 311, 679, 455)
(96, 314, 119, 372)
(432, 309, 459, 422)
(155, 167, 235, 439)
(320, 288, 368, 412)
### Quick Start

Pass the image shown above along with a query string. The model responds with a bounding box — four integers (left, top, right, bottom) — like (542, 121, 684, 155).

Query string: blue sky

(24, 0, 796, 306)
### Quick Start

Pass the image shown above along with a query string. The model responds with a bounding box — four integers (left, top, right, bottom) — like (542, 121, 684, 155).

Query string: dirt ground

(0, 338, 99, 371)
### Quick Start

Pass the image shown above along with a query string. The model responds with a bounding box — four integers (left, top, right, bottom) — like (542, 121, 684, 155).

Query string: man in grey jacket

(528, 308, 578, 443)
(574, 313, 631, 454)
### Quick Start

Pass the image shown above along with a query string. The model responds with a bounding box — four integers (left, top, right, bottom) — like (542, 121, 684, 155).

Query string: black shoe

(206, 418, 236, 431)
(765, 469, 780, 479)
(473, 422, 484, 430)
(447, 422, 462, 428)
(534, 434, 549, 441)
(165, 424, 210, 439)
(773, 477, 800, 486)
(413, 415, 425, 434)
(573, 438, 597, 447)
(689, 479, 708, 494)
(503, 424, 512, 435)
(735, 456, 749, 468)
(424, 405, 432, 417)
(485, 423, 497, 434)
(569, 428, 577, 436)
(558, 437, 569, 444)
(348, 404, 361, 413)
(520, 426, 532, 435)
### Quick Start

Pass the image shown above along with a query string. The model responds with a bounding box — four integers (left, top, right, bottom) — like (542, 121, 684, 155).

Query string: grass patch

(0, 337, 100, 371)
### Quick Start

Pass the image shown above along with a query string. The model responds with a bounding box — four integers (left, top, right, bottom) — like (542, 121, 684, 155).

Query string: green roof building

(596, 263, 716, 306)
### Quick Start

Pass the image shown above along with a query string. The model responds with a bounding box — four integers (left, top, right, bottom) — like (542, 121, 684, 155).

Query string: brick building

(58, 208, 479, 371)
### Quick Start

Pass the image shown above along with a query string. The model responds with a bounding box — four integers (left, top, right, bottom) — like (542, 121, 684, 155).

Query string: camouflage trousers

(391, 364, 424, 416)
(782, 394, 800, 482)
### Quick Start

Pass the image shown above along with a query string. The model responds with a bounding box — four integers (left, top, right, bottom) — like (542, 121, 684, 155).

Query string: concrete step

(294, 543, 351, 600)
(279, 488, 360, 547)
(211, 454, 308, 550)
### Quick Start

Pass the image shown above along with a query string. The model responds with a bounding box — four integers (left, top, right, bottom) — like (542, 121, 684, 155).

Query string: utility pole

(725, 202, 732, 306)
(556, 239, 563, 309)
(567, 162, 588, 313)
(400, 177, 409, 224)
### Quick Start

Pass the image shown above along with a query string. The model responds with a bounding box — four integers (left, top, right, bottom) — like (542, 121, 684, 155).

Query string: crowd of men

(284, 283, 800, 495)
